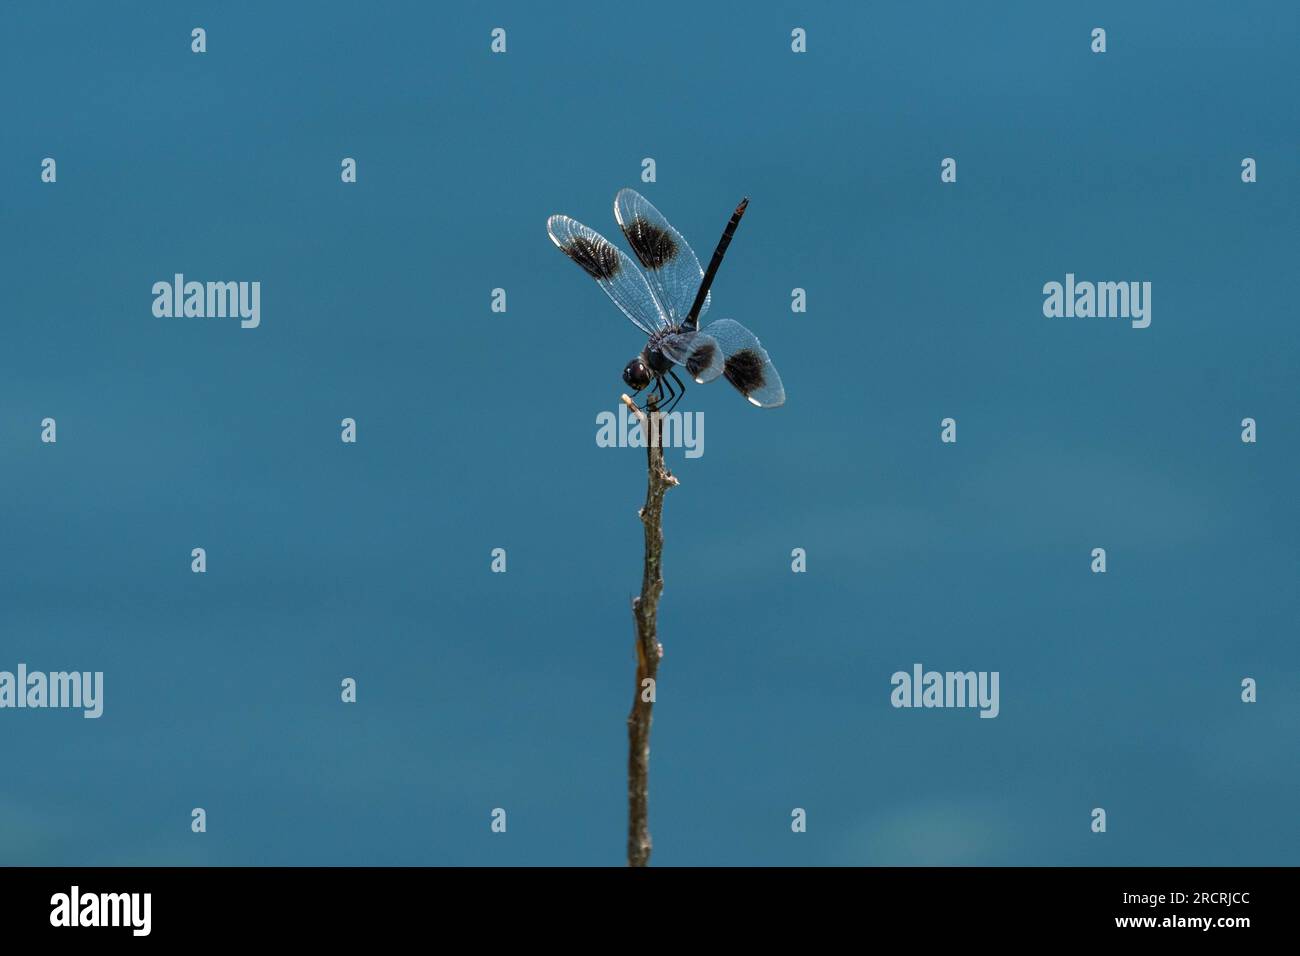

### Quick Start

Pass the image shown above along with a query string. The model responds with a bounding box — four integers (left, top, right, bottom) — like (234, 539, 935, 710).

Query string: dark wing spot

(723, 349, 766, 395)
(621, 216, 677, 270)
(563, 235, 621, 280)
(685, 342, 717, 379)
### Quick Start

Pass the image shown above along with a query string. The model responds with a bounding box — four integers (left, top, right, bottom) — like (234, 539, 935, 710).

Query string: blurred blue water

(0, 1, 1296, 865)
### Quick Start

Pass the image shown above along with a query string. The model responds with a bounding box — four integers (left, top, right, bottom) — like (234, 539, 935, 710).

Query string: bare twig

(623, 393, 677, 867)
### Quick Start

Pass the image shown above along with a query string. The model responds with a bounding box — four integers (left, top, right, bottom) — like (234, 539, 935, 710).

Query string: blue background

(2, 1, 1296, 865)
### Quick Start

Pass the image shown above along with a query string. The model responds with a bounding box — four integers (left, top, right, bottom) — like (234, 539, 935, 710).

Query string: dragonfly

(547, 188, 785, 412)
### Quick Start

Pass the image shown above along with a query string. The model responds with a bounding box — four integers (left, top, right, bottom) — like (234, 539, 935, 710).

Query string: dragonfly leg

(664, 370, 687, 414)
(658, 373, 675, 412)
(637, 375, 666, 414)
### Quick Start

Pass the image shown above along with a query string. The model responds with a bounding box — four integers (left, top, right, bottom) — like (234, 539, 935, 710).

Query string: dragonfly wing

(700, 318, 785, 407)
(547, 214, 666, 335)
(657, 330, 725, 384)
(614, 188, 709, 326)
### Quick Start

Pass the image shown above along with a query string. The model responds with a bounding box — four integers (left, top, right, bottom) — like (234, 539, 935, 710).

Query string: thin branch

(623, 393, 677, 867)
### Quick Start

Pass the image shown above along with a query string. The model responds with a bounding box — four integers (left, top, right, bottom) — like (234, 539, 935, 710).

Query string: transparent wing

(613, 188, 709, 325)
(657, 330, 725, 384)
(700, 318, 785, 407)
(547, 214, 667, 335)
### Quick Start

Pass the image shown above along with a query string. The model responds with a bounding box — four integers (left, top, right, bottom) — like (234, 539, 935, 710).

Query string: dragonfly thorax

(644, 326, 683, 375)
(645, 345, 674, 375)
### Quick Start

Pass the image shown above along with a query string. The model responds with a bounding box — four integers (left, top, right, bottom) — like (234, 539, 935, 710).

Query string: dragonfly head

(622, 355, 652, 392)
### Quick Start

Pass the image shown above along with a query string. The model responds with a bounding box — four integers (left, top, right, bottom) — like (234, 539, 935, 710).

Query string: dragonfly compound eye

(623, 358, 651, 391)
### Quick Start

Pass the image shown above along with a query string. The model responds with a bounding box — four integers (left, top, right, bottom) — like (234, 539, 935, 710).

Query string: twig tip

(620, 393, 648, 424)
